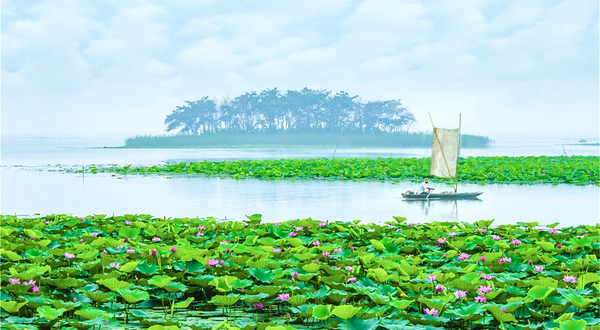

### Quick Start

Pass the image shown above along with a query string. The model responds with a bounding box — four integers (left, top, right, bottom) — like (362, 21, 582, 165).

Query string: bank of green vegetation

(124, 132, 493, 148)
(1, 214, 598, 330)
(87, 156, 599, 186)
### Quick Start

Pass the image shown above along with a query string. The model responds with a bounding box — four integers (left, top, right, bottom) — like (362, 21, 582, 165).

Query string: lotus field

(1, 214, 599, 330)
(82, 156, 600, 186)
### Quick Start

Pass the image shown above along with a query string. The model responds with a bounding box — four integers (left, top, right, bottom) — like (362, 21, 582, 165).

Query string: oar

(426, 188, 432, 200)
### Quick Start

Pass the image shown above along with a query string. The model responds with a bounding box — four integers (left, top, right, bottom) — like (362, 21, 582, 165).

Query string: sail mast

(455, 113, 462, 193)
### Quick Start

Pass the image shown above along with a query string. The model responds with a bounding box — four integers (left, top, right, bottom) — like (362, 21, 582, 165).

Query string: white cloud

(1, 0, 598, 140)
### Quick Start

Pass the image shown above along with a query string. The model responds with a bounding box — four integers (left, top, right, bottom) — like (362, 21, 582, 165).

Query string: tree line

(164, 88, 416, 135)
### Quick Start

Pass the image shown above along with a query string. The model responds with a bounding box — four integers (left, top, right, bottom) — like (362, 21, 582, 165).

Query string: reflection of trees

(164, 88, 416, 135)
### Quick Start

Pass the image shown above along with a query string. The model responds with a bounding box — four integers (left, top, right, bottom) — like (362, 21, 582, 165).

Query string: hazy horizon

(2, 0, 598, 141)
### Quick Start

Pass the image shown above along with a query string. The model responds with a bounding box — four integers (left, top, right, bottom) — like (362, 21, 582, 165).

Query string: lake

(1, 137, 598, 226)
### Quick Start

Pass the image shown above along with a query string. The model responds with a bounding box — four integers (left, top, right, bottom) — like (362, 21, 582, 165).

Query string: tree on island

(164, 88, 416, 135)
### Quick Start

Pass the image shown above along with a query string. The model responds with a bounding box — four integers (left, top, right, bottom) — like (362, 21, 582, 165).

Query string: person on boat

(416, 178, 435, 194)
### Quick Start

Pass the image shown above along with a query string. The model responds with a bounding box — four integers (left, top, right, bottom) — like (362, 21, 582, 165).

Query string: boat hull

(402, 192, 483, 200)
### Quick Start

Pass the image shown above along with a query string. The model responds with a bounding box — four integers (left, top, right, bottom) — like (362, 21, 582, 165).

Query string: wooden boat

(402, 191, 482, 200)
(402, 113, 483, 201)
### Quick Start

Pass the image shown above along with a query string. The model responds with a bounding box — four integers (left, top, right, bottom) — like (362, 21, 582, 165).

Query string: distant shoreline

(123, 132, 494, 149)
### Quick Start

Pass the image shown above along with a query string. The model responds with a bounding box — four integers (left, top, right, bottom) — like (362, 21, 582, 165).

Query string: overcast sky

(1, 0, 598, 140)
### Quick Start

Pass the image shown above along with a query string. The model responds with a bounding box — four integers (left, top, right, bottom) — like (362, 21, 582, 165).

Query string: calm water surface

(2, 137, 598, 226)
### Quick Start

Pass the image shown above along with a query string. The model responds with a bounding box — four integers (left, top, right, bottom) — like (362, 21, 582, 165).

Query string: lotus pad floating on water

(0, 214, 599, 330)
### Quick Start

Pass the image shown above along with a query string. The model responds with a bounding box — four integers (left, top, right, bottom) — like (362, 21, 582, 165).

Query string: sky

(1, 0, 598, 141)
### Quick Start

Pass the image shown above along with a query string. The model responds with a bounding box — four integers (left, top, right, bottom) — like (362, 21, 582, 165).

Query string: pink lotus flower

(252, 302, 264, 309)
(207, 259, 219, 267)
(90, 232, 98, 237)
(478, 285, 492, 294)
(220, 260, 225, 265)
(437, 237, 447, 244)
(109, 262, 120, 268)
(30, 285, 39, 293)
(274, 222, 281, 226)
(124, 238, 129, 243)
(23, 280, 36, 286)
(195, 232, 204, 237)
(126, 248, 135, 254)
(44, 221, 50, 225)
(478, 228, 486, 233)
(319, 222, 327, 227)
(289, 231, 297, 237)
(423, 308, 438, 316)
(171, 247, 177, 253)
(272, 248, 282, 253)
(502, 307, 507, 312)
(454, 290, 467, 298)
(563, 275, 576, 283)
(125, 221, 132, 226)
(475, 296, 486, 303)
(492, 235, 501, 240)
(510, 239, 521, 245)
(293, 271, 298, 278)
(449, 232, 457, 237)
(333, 248, 342, 253)
(347, 277, 357, 283)
(295, 226, 304, 231)
(458, 253, 470, 261)
(428, 274, 437, 281)
(220, 240, 229, 245)
(312, 240, 321, 246)
(346, 266, 353, 272)
(350, 246, 355, 251)
(498, 257, 512, 264)
(534, 266, 543, 272)
(151, 250, 157, 257)
(482, 274, 493, 281)
(549, 228, 558, 234)
(102, 250, 108, 254)
(368, 228, 375, 232)
(556, 243, 562, 248)
(278, 293, 290, 301)
(197, 225, 206, 231)
(9, 278, 20, 284)
(480, 256, 486, 262)
(64, 252, 76, 259)
(528, 259, 533, 265)
(321, 251, 331, 258)
(152, 237, 161, 242)
(436, 285, 444, 292)
(226, 248, 230, 254)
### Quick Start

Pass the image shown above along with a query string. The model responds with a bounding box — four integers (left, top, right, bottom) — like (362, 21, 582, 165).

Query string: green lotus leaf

(0, 301, 28, 314)
(332, 305, 361, 320)
(174, 297, 195, 309)
(48, 278, 84, 290)
(37, 306, 65, 321)
(312, 304, 332, 320)
(146, 326, 181, 330)
(248, 268, 274, 282)
(389, 300, 413, 310)
(302, 263, 320, 273)
(118, 226, 140, 240)
(209, 276, 238, 293)
(526, 286, 554, 302)
(487, 305, 517, 323)
(336, 316, 380, 330)
(164, 281, 187, 293)
(555, 312, 575, 323)
(1, 250, 23, 261)
(74, 307, 110, 320)
(559, 319, 587, 330)
(288, 295, 307, 306)
(148, 275, 176, 288)
(560, 292, 591, 309)
(119, 261, 140, 273)
(136, 263, 159, 275)
(84, 291, 113, 303)
(98, 278, 132, 292)
(210, 295, 240, 306)
(117, 288, 150, 304)
(231, 278, 253, 289)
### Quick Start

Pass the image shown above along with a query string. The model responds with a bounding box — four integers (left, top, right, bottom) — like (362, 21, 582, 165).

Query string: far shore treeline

(125, 88, 493, 148)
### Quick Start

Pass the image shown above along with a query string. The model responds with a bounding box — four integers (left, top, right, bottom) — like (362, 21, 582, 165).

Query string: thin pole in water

(455, 113, 461, 193)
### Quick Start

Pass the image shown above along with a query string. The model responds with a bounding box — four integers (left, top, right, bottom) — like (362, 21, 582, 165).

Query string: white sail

(430, 127, 459, 179)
